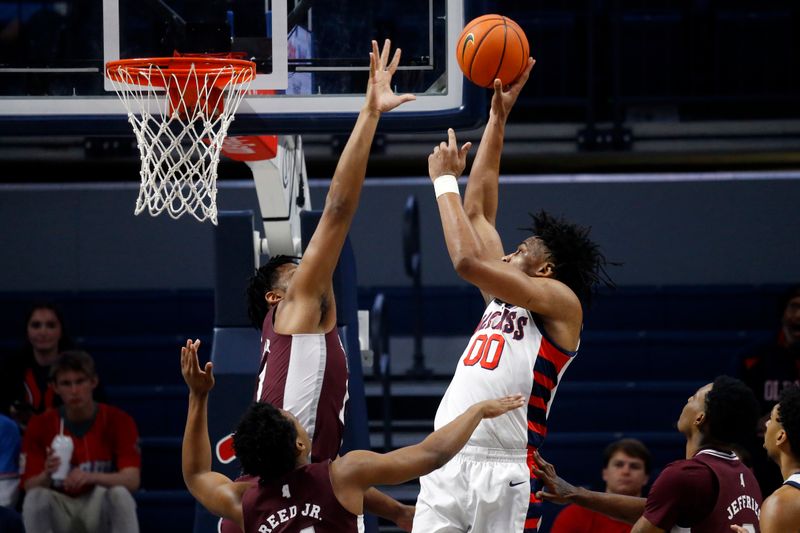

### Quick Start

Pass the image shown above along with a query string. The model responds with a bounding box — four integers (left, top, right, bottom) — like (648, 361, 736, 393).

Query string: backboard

(0, 0, 486, 135)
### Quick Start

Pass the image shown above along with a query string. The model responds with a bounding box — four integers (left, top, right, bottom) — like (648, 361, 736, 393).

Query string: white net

(106, 59, 255, 224)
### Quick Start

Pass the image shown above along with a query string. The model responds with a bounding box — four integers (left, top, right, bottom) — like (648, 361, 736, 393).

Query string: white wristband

(434, 175, 460, 198)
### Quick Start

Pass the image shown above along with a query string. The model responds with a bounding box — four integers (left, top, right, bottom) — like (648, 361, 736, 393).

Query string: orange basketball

(456, 14, 530, 88)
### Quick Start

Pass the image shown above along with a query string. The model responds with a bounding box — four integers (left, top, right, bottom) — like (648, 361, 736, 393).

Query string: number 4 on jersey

(463, 334, 505, 370)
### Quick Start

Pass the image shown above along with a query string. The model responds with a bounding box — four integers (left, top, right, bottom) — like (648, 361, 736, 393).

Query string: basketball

(456, 14, 530, 88)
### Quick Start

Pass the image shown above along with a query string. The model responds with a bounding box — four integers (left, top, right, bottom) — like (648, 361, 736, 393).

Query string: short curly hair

(232, 402, 298, 483)
(778, 385, 800, 459)
(603, 438, 652, 474)
(704, 375, 760, 447)
(246, 255, 300, 329)
(523, 210, 615, 307)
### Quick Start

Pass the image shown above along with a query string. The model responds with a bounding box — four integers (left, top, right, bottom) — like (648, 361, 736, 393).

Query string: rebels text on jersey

(434, 299, 578, 451)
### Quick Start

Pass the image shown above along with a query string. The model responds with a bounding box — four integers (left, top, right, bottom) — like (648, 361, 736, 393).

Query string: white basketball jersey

(434, 299, 578, 450)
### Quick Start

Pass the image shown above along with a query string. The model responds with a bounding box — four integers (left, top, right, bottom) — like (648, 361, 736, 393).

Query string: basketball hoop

(106, 56, 257, 224)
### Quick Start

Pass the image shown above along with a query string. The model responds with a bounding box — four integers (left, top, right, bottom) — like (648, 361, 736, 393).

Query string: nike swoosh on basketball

(461, 34, 475, 58)
(509, 480, 526, 487)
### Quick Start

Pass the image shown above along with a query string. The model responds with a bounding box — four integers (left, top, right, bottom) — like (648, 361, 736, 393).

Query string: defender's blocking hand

(532, 450, 580, 505)
(365, 39, 416, 114)
(477, 394, 526, 419)
(180, 339, 214, 395)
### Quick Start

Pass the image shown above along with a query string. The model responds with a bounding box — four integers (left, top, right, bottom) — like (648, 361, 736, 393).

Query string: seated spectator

(534, 377, 762, 532)
(739, 285, 800, 494)
(20, 350, 140, 533)
(733, 385, 800, 533)
(0, 302, 74, 429)
(550, 438, 651, 533)
(0, 413, 20, 508)
(740, 285, 800, 413)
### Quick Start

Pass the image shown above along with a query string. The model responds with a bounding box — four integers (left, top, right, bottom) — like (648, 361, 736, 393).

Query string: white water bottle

(51, 434, 73, 481)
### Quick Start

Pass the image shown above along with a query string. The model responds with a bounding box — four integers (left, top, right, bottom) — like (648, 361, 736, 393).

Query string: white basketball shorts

(413, 445, 530, 533)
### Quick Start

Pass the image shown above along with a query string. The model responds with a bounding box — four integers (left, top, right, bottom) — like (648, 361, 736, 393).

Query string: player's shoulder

(761, 485, 800, 529)
(766, 483, 800, 506)
(655, 457, 715, 488)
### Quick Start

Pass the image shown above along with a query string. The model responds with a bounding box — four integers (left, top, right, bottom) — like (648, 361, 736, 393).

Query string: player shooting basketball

(414, 59, 614, 533)
(238, 39, 417, 530)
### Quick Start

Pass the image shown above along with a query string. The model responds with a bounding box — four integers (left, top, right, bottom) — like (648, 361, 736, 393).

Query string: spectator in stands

(20, 350, 140, 533)
(533, 376, 762, 533)
(550, 438, 651, 533)
(740, 285, 800, 413)
(0, 302, 74, 429)
(0, 413, 20, 508)
(179, 338, 524, 532)
(732, 385, 800, 533)
(739, 284, 800, 494)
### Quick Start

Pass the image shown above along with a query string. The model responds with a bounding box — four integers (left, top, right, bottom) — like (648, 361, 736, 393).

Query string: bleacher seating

(0, 284, 786, 532)
(0, 290, 213, 533)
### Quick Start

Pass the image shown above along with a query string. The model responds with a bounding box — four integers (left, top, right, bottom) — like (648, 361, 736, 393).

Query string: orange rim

(106, 57, 257, 87)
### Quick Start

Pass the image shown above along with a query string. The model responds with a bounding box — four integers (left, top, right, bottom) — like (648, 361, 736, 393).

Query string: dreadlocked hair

(524, 210, 615, 307)
(246, 255, 300, 329)
(233, 402, 298, 484)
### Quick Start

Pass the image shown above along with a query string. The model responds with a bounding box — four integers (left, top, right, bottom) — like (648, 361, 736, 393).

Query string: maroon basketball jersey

(255, 304, 349, 463)
(689, 449, 762, 532)
(241, 461, 362, 533)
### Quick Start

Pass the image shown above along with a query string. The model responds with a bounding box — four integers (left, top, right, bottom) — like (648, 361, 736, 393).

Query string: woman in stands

(0, 302, 73, 429)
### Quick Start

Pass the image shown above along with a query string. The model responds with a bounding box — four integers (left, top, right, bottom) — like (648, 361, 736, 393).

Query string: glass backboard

(0, 0, 485, 134)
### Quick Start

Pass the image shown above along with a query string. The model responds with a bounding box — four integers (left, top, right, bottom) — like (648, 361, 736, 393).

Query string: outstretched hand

(532, 450, 580, 505)
(180, 339, 214, 395)
(730, 526, 748, 533)
(428, 128, 472, 181)
(365, 39, 416, 114)
(491, 58, 535, 121)
(477, 394, 525, 419)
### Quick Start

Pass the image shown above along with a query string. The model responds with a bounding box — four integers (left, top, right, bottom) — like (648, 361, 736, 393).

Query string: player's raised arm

(180, 340, 250, 529)
(331, 395, 525, 506)
(429, 129, 581, 324)
(282, 39, 415, 330)
(462, 59, 534, 302)
(463, 59, 534, 230)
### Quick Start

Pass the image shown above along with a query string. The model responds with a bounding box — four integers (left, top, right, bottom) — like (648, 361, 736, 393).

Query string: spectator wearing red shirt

(550, 438, 651, 533)
(533, 376, 763, 533)
(20, 351, 140, 533)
